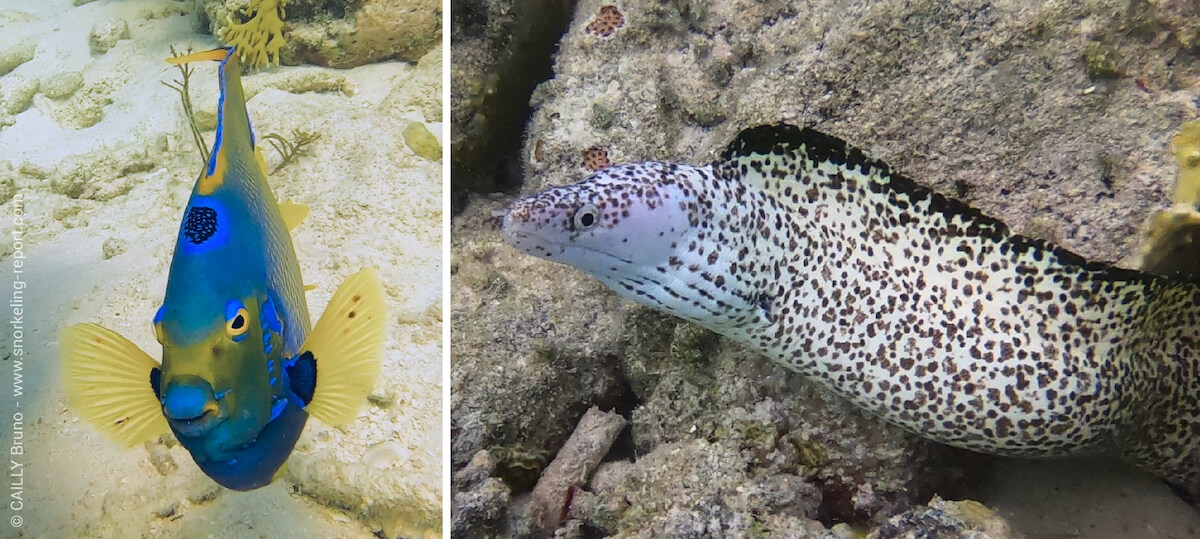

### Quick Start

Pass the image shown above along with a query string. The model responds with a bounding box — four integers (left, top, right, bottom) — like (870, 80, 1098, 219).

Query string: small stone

(0, 74, 39, 115)
(88, 19, 130, 54)
(363, 441, 411, 469)
(830, 523, 856, 538)
(403, 122, 442, 161)
(53, 203, 83, 222)
(17, 162, 50, 179)
(40, 72, 84, 99)
(367, 390, 396, 408)
(102, 237, 128, 259)
(186, 483, 220, 505)
(0, 169, 15, 206)
(153, 501, 179, 519)
(0, 39, 36, 77)
(147, 443, 177, 476)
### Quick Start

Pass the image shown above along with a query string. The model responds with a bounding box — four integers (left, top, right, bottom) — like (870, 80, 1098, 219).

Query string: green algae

(1084, 41, 1123, 78)
(163, 47, 209, 166)
(261, 128, 320, 172)
(403, 122, 442, 161)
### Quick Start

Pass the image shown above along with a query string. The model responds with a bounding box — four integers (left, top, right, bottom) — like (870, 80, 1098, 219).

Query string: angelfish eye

(574, 204, 599, 230)
(224, 300, 250, 342)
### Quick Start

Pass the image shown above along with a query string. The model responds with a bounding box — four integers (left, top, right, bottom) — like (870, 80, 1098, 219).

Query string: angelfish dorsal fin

(278, 202, 310, 231)
(167, 46, 254, 196)
(60, 324, 169, 447)
(256, 147, 270, 177)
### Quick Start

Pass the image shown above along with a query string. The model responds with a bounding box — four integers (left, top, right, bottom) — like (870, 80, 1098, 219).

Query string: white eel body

(502, 124, 1200, 495)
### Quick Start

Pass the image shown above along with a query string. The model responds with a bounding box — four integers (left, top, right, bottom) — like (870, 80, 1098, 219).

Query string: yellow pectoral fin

(300, 268, 387, 425)
(279, 202, 310, 232)
(304, 284, 317, 292)
(60, 324, 168, 447)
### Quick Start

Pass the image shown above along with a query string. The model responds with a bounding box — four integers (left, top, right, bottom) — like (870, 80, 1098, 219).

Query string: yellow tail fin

(301, 268, 387, 425)
(166, 48, 229, 65)
(60, 324, 168, 447)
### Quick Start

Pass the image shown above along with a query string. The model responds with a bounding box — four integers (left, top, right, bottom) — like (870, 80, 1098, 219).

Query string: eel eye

(574, 204, 599, 230)
(224, 300, 250, 342)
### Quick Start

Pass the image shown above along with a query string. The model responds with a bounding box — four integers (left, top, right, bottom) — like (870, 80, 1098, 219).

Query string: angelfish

(60, 47, 387, 491)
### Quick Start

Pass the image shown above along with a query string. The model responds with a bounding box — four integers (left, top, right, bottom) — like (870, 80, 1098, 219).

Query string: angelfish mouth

(161, 372, 223, 438)
(165, 401, 221, 438)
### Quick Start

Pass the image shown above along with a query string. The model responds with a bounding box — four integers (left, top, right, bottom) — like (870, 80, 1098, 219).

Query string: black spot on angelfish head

(184, 206, 218, 245)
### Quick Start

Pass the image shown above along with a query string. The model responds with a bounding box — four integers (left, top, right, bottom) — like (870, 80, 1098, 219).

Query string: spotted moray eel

(501, 124, 1200, 495)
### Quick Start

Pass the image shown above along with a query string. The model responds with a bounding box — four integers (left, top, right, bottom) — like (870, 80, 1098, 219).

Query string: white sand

(970, 457, 1200, 539)
(0, 0, 442, 537)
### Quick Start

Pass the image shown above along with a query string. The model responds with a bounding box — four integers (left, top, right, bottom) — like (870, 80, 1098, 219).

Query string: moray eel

(59, 47, 387, 491)
(502, 124, 1200, 495)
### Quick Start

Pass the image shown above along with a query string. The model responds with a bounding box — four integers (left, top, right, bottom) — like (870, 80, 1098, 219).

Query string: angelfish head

(154, 295, 275, 456)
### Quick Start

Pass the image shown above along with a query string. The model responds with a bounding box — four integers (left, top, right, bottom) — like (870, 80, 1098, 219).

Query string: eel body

(501, 124, 1200, 493)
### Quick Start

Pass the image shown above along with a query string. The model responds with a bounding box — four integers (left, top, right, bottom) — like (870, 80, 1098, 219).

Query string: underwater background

(451, 0, 1200, 537)
(0, 0, 442, 537)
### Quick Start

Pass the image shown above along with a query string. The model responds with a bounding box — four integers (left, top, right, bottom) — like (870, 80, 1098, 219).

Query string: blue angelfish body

(60, 46, 385, 493)
(154, 47, 311, 490)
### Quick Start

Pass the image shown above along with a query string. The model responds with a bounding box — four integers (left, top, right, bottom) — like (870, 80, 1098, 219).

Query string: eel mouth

(501, 228, 634, 266)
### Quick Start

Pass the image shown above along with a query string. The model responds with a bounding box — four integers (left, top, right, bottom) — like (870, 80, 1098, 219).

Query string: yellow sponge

(1171, 120, 1200, 205)
(218, 0, 288, 68)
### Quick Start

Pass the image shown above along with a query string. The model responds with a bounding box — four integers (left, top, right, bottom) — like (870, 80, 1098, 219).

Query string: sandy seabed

(0, 0, 443, 537)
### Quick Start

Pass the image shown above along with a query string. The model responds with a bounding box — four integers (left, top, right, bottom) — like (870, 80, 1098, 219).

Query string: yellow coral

(218, 0, 288, 68)
(1141, 120, 1200, 280)
(1171, 120, 1200, 205)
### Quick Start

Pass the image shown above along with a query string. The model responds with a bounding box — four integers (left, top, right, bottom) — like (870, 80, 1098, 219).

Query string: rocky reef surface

(196, 0, 441, 68)
(452, 0, 1200, 537)
(0, 0, 442, 537)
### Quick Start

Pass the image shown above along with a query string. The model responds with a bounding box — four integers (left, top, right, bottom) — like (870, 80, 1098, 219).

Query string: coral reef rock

(199, 0, 441, 68)
(452, 0, 1200, 536)
(87, 19, 130, 54)
(868, 497, 1016, 539)
(450, 0, 576, 208)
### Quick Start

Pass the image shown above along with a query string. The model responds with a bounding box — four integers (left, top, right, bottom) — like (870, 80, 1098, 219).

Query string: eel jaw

(500, 226, 634, 275)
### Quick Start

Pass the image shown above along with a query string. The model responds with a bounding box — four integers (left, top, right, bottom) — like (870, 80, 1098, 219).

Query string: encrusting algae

(1142, 120, 1200, 283)
(218, 0, 289, 68)
(1170, 120, 1200, 205)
